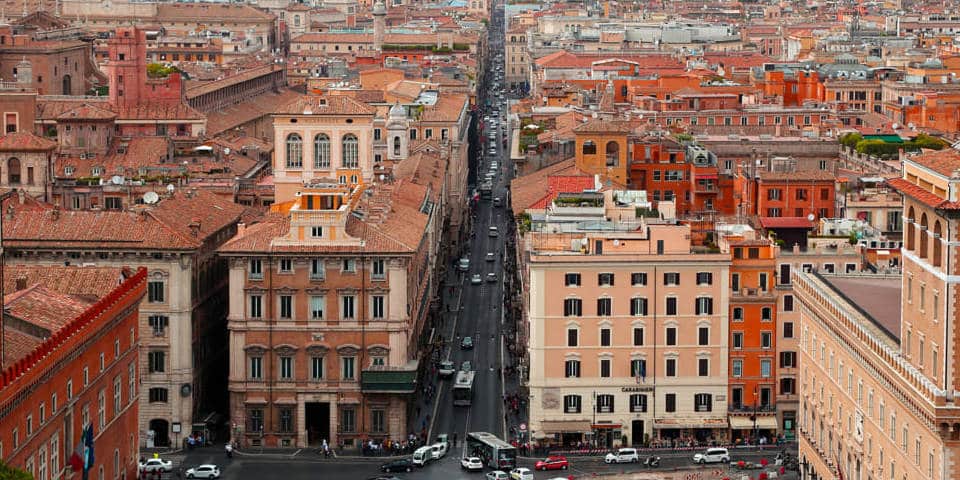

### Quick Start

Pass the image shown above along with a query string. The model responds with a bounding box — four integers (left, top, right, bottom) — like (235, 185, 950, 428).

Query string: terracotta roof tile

(758, 170, 837, 182)
(886, 177, 948, 209)
(573, 119, 634, 134)
(156, 3, 275, 21)
(529, 175, 597, 209)
(536, 50, 681, 70)
(56, 103, 117, 121)
(910, 148, 960, 178)
(2, 328, 41, 368)
(759, 216, 815, 229)
(4, 284, 91, 334)
(2, 265, 125, 300)
(510, 158, 583, 215)
(275, 95, 377, 116)
(0, 132, 57, 152)
(419, 93, 468, 122)
(206, 89, 302, 135)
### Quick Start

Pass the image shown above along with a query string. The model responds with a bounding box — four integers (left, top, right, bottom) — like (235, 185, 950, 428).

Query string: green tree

(146, 63, 176, 78)
(0, 461, 33, 480)
(839, 132, 863, 149)
(908, 133, 948, 151)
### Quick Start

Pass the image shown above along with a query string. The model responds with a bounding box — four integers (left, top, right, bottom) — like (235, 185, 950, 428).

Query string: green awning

(863, 134, 904, 143)
(361, 361, 419, 393)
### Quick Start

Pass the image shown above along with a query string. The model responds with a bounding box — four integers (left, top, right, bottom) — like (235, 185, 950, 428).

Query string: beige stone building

(795, 149, 960, 480)
(522, 191, 730, 447)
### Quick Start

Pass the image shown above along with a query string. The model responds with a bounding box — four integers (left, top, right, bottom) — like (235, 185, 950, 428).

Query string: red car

(535, 456, 569, 471)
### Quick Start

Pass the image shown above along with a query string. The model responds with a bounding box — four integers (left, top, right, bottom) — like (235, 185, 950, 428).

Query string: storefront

(653, 417, 729, 444)
(729, 415, 779, 443)
(591, 422, 622, 449)
(537, 420, 592, 447)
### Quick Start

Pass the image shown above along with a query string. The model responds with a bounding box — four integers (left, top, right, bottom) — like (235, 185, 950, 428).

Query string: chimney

(15, 276, 27, 291)
(189, 218, 201, 237)
(236, 222, 246, 237)
(17, 189, 24, 205)
(51, 204, 60, 220)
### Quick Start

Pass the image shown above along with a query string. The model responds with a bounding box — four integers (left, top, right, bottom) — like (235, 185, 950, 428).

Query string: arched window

(934, 220, 943, 267)
(582, 140, 596, 155)
(62, 74, 72, 95)
(605, 141, 620, 167)
(920, 213, 929, 259)
(7, 157, 21, 184)
(314, 134, 330, 168)
(285, 133, 302, 168)
(294, 15, 301, 27)
(393, 136, 401, 157)
(906, 206, 916, 251)
(342, 134, 359, 168)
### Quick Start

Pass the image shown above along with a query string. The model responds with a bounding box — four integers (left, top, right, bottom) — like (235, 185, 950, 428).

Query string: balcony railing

(728, 404, 777, 414)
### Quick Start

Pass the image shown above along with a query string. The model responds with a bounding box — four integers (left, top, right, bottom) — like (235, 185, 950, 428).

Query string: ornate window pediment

(306, 344, 330, 356)
(276, 286, 298, 294)
(337, 344, 360, 356)
(244, 344, 268, 356)
(306, 287, 329, 295)
(275, 344, 298, 356)
(367, 344, 390, 357)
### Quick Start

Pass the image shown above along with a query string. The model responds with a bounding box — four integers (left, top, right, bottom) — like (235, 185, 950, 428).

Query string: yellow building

(796, 149, 960, 480)
(572, 119, 631, 186)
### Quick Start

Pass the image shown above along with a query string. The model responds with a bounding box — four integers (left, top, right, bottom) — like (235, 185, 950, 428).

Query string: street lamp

(752, 388, 759, 445)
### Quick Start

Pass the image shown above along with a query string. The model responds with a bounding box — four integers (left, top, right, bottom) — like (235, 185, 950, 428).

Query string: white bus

(466, 432, 516, 470)
(452, 370, 475, 406)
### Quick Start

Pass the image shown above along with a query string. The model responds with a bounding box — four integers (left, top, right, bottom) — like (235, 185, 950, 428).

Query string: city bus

(466, 432, 516, 470)
(452, 371, 475, 406)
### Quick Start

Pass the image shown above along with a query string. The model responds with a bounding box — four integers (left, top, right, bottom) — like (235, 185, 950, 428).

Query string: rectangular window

(148, 315, 169, 337)
(567, 329, 578, 347)
(780, 351, 797, 368)
(372, 295, 385, 319)
(563, 298, 582, 316)
(310, 259, 325, 279)
(666, 358, 677, 377)
(249, 295, 263, 318)
(310, 295, 325, 319)
(147, 281, 164, 303)
(698, 327, 709, 346)
(565, 273, 581, 286)
(279, 357, 293, 380)
(342, 295, 355, 319)
(342, 259, 356, 273)
(694, 393, 712, 412)
(733, 332, 743, 349)
(596, 298, 612, 316)
(666, 327, 677, 346)
(630, 297, 648, 316)
(732, 359, 743, 377)
(279, 408, 294, 433)
(564, 395, 581, 414)
(665, 393, 677, 412)
(248, 409, 263, 433)
(249, 357, 262, 379)
(311, 356, 325, 380)
(698, 358, 709, 376)
(249, 259, 263, 279)
(783, 322, 794, 338)
(696, 297, 713, 315)
(663, 272, 680, 285)
(731, 273, 740, 292)
(783, 294, 794, 311)
(341, 357, 356, 380)
(630, 394, 648, 413)
(631, 272, 647, 285)
(148, 388, 168, 403)
(666, 297, 678, 315)
(630, 359, 647, 378)
(696, 272, 713, 285)
(148, 351, 165, 373)
(279, 295, 293, 319)
(372, 259, 386, 279)
(596, 394, 614, 413)
(733, 307, 743, 321)
(279, 258, 292, 273)
(565, 360, 580, 378)
(600, 328, 611, 346)
(762, 332, 772, 349)
(598, 273, 615, 286)
(600, 359, 611, 378)
(371, 409, 386, 434)
(761, 359, 772, 378)
(633, 327, 644, 346)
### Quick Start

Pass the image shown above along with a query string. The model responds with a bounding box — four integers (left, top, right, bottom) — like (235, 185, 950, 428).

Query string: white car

(693, 447, 730, 464)
(462, 457, 484, 471)
(185, 465, 220, 479)
(509, 468, 534, 480)
(605, 448, 640, 464)
(471, 274, 483, 285)
(486, 471, 509, 480)
(139, 459, 173, 473)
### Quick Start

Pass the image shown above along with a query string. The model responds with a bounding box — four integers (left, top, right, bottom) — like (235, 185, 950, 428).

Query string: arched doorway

(7, 157, 21, 184)
(62, 75, 72, 95)
(605, 141, 619, 166)
(149, 419, 170, 447)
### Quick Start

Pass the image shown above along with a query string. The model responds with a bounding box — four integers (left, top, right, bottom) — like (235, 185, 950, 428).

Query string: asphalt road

(428, 0, 512, 451)
(165, 447, 800, 480)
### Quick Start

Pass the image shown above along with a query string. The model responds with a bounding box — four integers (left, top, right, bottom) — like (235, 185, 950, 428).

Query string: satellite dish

(143, 191, 160, 204)
(224, 147, 231, 155)
(111, 175, 124, 185)
(166, 184, 176, 193)
(807, 213, 816, 222)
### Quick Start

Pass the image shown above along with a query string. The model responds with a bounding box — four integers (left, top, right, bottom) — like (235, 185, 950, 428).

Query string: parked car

(485, 471, 509, 480)
(139, 459, 173, 473)
(486, 273, 497, 283)
(509, 468, 534, 480)
(380, 458, 414, 473)
(535, 456, 569, 471)
(413, 446, 434, 466)
(462, 457, 484, 471)
(693, 448, 730, 464)
(605, 448, 640, 464)
(438, 360, 456, 377)
(458, 257, 470, 271)
(489, 226, 499, 237)
(461, 336, 474, 349)
(185, 465, 220, 479)
(471, 274, 483, 285)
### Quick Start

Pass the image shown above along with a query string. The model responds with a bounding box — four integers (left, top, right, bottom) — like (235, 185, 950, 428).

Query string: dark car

(380, 458, 413, 473)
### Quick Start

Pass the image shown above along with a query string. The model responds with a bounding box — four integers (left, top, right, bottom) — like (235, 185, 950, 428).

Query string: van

(413, 445, 434, 466)
(493, 197, 502, 207)
(692, 447, 730, 464)
(431, 441, 448, 459)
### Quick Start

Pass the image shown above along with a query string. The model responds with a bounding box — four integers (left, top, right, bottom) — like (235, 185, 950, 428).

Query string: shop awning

(877, 250, 891, 256)
(540, 420, 592, 434)
(592, 423, 622, 430)
(756, 416, 779, 430)
(654, 418, 728, 429)
(729, 417, 754, 429)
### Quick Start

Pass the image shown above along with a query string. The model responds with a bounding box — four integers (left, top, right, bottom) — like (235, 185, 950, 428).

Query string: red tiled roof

(759, 217, 815, 229)
(275, 95, 377, 116)
(4, 284, 91, 334)
(2, 265, 125, 300)
(535, 50, 681, 70)
(0, 132, 57, 152)
(909, 148, 960, 178)
(56, 103, 117, 121)
(3, 328, 41, 369)
(510, 158, 583, 216)
(886, 177, 950, 209)
(529, 175, 597, 209)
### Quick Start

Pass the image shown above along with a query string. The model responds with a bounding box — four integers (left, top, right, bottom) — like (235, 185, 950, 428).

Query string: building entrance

(305, 402, 331, 446)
